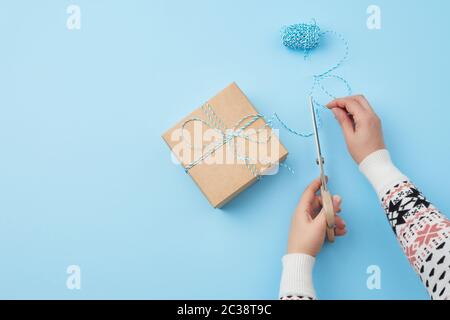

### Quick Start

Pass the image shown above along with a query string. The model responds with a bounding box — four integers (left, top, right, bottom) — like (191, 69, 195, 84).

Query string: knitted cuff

(359, 149, 407, 199)
(279, 253, 316, 299)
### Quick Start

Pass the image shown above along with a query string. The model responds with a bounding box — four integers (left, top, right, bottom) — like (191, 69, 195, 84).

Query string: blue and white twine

(276, 20, 353, 137)
(182, 21, 352, 178)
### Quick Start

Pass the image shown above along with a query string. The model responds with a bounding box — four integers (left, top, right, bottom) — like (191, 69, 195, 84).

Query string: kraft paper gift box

(162, 82, 288, 208)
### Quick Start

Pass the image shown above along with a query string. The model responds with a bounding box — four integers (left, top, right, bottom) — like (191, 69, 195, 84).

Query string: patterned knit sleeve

(280, 295, 314, 300)
(360, 149, 450, 300)
(381, 181, 450, 299)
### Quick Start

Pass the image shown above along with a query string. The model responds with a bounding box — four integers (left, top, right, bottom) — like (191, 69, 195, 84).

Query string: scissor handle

(320, 187, 335, 243)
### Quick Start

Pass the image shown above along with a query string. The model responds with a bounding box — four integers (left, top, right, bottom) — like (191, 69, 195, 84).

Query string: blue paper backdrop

(0, 0, 449, 299)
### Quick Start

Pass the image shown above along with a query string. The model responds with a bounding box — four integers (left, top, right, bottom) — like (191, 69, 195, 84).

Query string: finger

(312, 193, 339, 217)
(295, 178, 322, 220)
(332, 195, 342, 213)
(327, 97, 369, 122)
(312, 208, 327, 230)
(331, 107, 354, 139)
(348, 95, 373, 112)
(309, 195, 322, 218)
(312, 195, 322, 209)
(335, 228, 347, 236)
(298, 178, 322, 209)
(335, 215, 346, 229)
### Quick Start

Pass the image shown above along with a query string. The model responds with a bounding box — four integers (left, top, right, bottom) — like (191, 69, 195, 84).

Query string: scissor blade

(309, 96, 322, 160)
(309, 96, 327, 190)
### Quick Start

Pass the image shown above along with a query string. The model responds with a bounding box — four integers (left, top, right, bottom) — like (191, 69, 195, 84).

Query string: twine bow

(181, 103, 277, 179)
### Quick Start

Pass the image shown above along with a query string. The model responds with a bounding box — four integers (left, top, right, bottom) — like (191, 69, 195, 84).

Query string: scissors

(309, 96, 336, 242)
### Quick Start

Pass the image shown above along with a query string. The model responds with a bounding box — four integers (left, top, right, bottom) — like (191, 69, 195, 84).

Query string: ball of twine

(281, 22, 321, 51)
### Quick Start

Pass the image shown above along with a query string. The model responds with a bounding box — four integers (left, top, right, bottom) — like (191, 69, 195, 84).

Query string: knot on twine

(181, 104, 276, 178)
(281, 22, 321, 51)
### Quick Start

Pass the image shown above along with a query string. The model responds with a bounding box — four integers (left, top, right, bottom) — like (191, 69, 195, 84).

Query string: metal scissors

(309, 96, 336, 242)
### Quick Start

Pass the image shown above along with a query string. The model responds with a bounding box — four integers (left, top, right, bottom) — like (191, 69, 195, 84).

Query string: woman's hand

(327, 95, 385, 164)
(287, 178, 347, 257)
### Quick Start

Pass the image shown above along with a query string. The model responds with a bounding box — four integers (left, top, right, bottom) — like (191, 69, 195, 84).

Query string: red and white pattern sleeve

(360, 150, 450, 300)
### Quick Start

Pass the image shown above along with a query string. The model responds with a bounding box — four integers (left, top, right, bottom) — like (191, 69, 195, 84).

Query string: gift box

(162, 82, 288, 208)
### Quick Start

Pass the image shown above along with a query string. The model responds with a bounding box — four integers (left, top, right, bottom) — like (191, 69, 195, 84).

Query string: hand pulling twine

(181, 21, 352, 178)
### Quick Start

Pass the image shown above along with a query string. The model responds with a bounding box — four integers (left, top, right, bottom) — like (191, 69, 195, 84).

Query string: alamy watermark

(366, 265, 381, 290)
(66, 265, 81, 290)
(66, 5, 81, 30)
(367, 5, 381, 30)
(169, 122, 282, 176)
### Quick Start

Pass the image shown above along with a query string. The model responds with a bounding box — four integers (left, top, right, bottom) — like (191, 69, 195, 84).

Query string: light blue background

(0, 0, 449, 299)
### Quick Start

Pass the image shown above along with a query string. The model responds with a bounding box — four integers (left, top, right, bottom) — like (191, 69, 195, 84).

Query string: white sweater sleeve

(279, 253, 316, 300)
(358, 149, 407, 199)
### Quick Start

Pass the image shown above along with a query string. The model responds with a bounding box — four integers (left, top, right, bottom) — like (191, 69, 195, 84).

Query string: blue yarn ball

(281, 23, 321, 51)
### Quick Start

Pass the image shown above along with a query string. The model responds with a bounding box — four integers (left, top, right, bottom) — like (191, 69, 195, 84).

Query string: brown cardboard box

(162, 82, 288, 208)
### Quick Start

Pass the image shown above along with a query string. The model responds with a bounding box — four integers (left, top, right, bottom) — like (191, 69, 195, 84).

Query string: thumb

(331, 107, 354, 139)
(313, 208, 327, 230)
